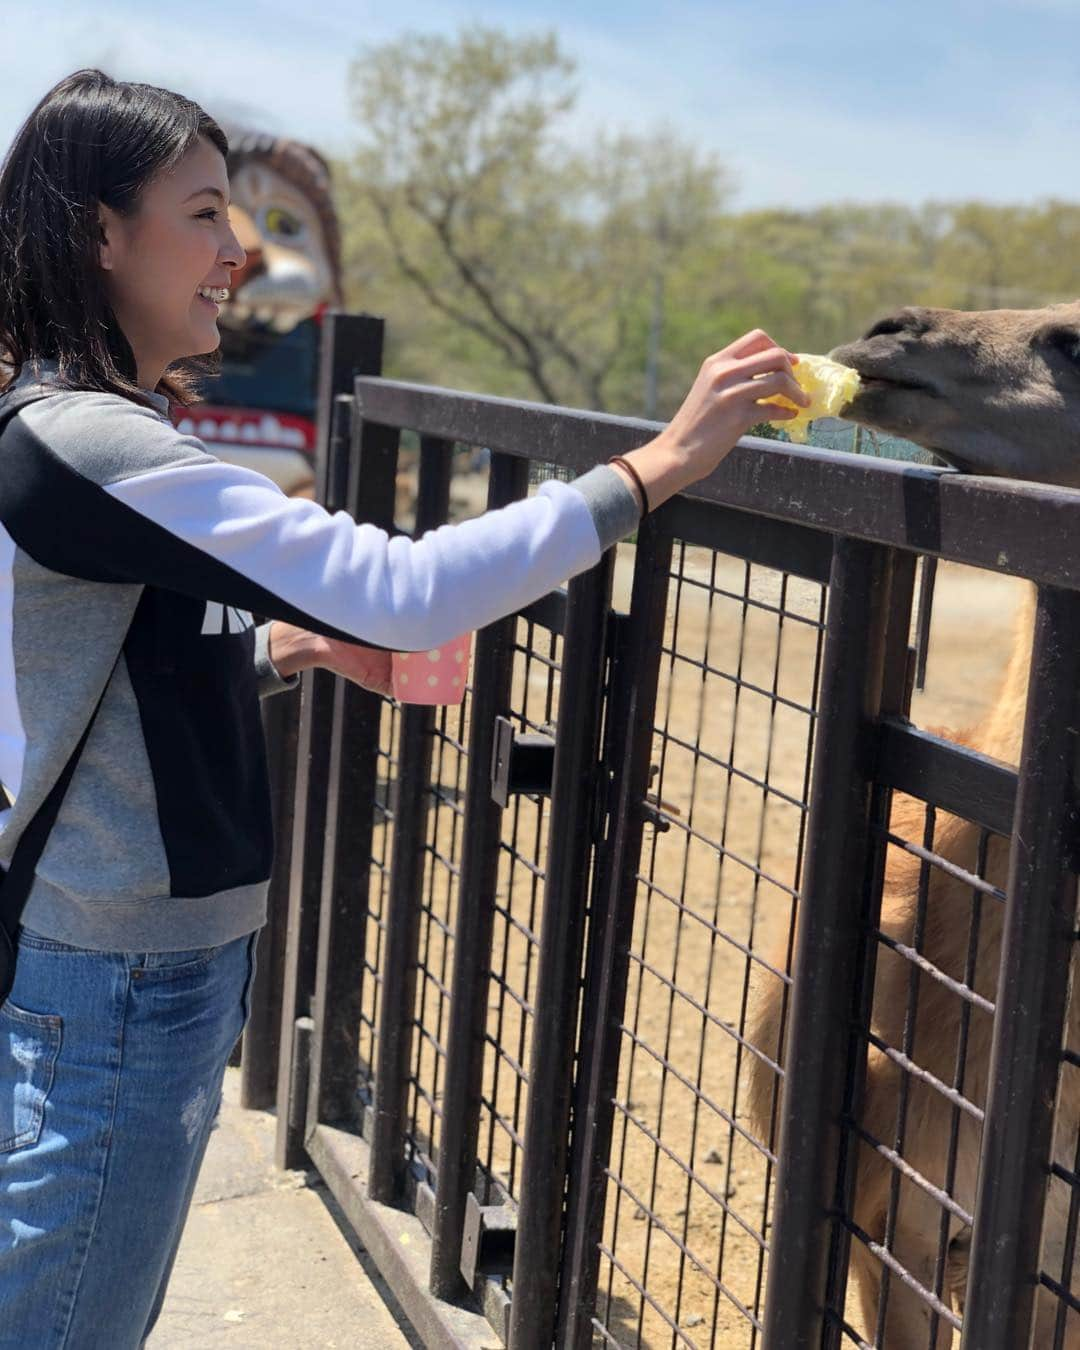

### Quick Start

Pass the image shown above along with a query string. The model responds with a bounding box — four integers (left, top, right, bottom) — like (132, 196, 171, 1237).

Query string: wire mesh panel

(480, 614, 564, 1209)
(1044, 1019, 1080, 1348)
(405, 692, 471, 1186)
(362, 447, 578, 1281)
(369, 442, 480, 1189)
(827, 798, 1009, 1348)
(593, 541, 828, 1348)
(356, 698, 401, 1106)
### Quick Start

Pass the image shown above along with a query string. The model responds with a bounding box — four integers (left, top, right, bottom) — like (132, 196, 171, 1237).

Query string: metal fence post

(823, 550, 918, 1344)
(557, 513, 674, 1349)
(506, 549, 615, 1349)
(304, 402, 399, 1134)
(961, 584, 1080, 1350)
(763, 537, 896, 1348)
(273, 313, 384, 1168)
(243, 394, 360, 1109)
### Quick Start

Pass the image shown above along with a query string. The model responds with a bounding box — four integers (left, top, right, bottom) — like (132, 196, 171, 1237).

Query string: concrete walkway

(147, 1067, 423, 1349)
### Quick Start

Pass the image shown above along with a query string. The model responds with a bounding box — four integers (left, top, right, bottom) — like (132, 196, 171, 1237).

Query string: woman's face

(97, 135, 246, 388)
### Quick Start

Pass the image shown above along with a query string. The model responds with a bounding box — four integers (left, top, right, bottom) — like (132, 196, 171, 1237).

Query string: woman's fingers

(722, 329, 777, 361)
(721, 329, 798, 364)
(734, 369, 808, 405)
(730, 345, 804, 388)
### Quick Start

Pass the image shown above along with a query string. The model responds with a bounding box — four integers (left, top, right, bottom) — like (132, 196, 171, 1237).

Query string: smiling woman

(0, 71, 237, 410)
(0, 66, 809, 1349)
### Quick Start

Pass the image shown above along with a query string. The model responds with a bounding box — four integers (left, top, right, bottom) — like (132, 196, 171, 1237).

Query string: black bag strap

(0, 385, 131, 999)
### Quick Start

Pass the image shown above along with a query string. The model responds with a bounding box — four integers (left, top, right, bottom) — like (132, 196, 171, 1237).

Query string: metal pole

(274, 313, 384, 1169)
(557, 514, 674, 1348)
(961, 585, 1080, 1350)
(763, 538, 895, 1347)
(506, 551, 615, 1349)
(304, 406, 399, 1136)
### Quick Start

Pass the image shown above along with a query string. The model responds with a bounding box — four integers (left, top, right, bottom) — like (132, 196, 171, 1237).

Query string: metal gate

(245, 313, 1080, 1348)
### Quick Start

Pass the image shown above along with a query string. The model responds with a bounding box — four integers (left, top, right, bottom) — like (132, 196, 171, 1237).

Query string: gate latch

(491, 715, 556, 807)
(460, 1191, 516, 1287)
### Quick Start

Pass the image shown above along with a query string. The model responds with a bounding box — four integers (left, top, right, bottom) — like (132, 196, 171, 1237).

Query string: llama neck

(966, 580, 1037, 770)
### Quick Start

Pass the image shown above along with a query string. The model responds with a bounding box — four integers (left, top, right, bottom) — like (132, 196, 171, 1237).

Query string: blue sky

(2, 0, 1078, 211)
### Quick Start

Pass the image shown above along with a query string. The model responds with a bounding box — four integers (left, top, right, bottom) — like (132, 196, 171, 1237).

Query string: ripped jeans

(0, 926, 259, 1349)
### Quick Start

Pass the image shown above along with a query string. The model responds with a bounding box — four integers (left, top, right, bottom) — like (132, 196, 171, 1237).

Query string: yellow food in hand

(760, 353, 862, 444)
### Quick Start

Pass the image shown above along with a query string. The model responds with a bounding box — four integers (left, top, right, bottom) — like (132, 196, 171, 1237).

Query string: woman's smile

(195, 284, 230, 315)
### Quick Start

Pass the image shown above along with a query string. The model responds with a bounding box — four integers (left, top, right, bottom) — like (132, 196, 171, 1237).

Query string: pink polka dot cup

(391, 631, 472, 705)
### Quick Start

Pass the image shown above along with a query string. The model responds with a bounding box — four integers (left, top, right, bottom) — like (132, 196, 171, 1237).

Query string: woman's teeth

(196, 286, 229, 303)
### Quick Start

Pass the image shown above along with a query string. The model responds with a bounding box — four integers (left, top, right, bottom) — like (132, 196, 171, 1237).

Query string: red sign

(170, 404, 316, 460)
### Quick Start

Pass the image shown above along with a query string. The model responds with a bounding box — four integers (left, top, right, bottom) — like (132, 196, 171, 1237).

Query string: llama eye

(863, 310, 926, 340)
(864, 317, 907, 339)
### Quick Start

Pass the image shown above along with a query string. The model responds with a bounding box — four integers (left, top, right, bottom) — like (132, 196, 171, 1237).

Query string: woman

(0, 69, 807, 1348)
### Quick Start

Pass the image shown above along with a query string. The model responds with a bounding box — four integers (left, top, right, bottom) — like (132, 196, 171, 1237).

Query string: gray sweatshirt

(0, 361, 640, 951)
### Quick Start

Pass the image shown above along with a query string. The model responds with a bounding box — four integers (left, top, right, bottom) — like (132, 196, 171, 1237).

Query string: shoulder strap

(0, 386, 131, 992)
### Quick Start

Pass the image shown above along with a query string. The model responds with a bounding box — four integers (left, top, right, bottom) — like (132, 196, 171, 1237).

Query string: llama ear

(1033, 323, 1080, 365)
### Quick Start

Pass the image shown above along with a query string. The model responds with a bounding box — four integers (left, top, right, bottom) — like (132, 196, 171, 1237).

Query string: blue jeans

(0, 925, 259, 1349)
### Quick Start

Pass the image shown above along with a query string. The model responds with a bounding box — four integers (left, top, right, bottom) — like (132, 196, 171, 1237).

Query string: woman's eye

(197, 209, 219, 221)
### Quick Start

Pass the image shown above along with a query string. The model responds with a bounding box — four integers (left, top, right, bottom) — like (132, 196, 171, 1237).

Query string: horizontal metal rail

(355, 375, 1080, 590)
(875, 717, 1018, 839)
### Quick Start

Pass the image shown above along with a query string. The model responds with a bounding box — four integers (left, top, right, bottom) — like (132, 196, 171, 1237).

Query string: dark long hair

(0, 69, 229, 410)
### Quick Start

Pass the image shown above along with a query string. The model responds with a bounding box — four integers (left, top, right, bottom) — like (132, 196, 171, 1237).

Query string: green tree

(334, 25, 1080, 422)
(340, 27, 730, 413)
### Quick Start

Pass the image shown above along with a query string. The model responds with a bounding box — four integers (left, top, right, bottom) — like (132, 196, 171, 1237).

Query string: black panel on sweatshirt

(123, 586, 274, 896)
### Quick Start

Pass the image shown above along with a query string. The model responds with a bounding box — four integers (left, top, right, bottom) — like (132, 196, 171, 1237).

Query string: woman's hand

(658, 330, 807, 475)
(608, 330, 809, 513)
(268, 621, 393, 696)
(315, 637, 393, 696)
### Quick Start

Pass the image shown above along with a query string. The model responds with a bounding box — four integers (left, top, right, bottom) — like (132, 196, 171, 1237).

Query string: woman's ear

(97, 204, 116, 271)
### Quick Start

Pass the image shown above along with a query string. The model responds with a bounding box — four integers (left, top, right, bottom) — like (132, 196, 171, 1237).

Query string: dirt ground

(373, 469, 1029, 1349)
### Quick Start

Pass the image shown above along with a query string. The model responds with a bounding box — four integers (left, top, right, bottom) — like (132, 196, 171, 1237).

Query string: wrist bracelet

(607, 455, 650, 518)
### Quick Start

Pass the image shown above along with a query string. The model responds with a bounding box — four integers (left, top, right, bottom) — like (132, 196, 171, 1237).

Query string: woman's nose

(223, 230, 247, 272)
(223, 205, 260, 274)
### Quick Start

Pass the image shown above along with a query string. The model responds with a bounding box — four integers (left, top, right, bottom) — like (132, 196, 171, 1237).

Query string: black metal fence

(241, 313, 1080, 1349)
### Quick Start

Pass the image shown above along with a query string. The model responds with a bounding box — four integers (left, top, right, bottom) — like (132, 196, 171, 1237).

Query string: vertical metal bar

(429, 451, 530, 1301)
(369, 436, 455, 1201)
(557, 513, 674, 1349)
(823, 549, 917, 1346)
(961, 584, 1080, 1350)
(242, 392, 357, 1107)
(274, 314, 384, 1169)
(763, 537, 896, 1348)
(506, 550, 615, 1350)
(914, 554, 937, 692)
(305, 408, 399, 1132)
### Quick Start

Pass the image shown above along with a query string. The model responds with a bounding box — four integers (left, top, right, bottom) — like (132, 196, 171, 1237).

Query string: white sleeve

(11, 392, 623, 650)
